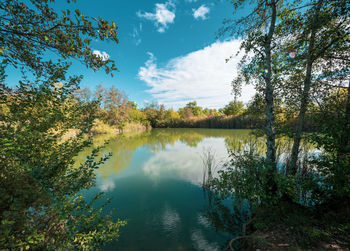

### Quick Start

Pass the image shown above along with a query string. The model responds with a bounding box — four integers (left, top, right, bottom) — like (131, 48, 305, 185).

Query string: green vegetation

(0, 0, 349, 249)
(72, 84, 267, 131)
(0, 0, 125, 249)
(207, 0, 350, 249)
(0, 80, 126, 250)
(219, 101, 245, 116)
(73, 86, 326, 133)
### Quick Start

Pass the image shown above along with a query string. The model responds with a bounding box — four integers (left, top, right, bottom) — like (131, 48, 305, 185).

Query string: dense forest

(0, 0, 349, 250)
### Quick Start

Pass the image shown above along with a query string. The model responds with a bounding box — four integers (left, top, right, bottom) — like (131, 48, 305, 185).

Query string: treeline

(76, 85, 324, 132)
(74, 85, 264, 131)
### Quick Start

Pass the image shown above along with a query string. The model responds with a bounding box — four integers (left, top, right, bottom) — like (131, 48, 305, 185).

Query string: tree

(245, 94, 265, 116)
(210, 0, 350, 247)
(220, 101, 244, 116)
(0, 0, 118, 77)
(165, 108, 180, 123)
(184, 101, 203, 117)
(74, 87, 91, 103)
(308, 84, 350, 202)
(103, 86, 130, 127)
(281, 0, 350, 175)
(223, 0, 286, 201)
(225, 0, 282, 170)
(143, 102, 167, 127)
(0, 0, 125, 249)
(0, 79, 126, 250)
(179, 107, 193, 119)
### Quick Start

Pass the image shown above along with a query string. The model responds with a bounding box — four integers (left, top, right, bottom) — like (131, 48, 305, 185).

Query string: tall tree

(104, 86, 130, 126)
(224, 0, 283, 171)
(220, 100, 244, 116)
(280, 0, 350, 175)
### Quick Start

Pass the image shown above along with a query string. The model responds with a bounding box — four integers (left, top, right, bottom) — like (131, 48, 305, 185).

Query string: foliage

(142, 102, 167, 128)
(91, 119, 116, 134)
(306, 87, 350, 202)
(98, 86, 130, 128)
(0, 0, 118, 77)
(211, 151, 297, 209)
(275, 0, 350, 175)
(182, 101, 203, 117)
(0, 0, 125, 249)
(0, 80, 126, 250)
(219, 101, 245, 116)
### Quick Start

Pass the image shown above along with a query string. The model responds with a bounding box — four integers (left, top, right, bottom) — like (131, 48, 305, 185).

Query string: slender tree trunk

(339, 80, 350, 157)
(288, 1, 323, 176)
(345, 80, 350, 143)
(262, 0, 278, 199)
(264, 0, 277, 170)
(288, 33, 316, 175)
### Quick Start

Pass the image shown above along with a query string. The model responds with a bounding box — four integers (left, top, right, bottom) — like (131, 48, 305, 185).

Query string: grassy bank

(150, 114, 265, 129)
(91, 119, 150, 135)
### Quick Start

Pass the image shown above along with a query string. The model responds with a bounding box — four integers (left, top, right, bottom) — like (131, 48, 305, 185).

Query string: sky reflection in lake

(143, 137, 229, 186)
(75, 129, 266, 250)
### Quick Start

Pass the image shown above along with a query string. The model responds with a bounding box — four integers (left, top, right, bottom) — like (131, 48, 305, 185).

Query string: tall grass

(152, 114, 265, 129)
(91, 119, 116, 134)
(201, 147, 217, 189)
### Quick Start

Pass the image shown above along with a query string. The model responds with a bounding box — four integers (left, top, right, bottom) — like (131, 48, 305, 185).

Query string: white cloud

(193, 5, 210, 20)
(138, 40, 256, 109)
(93, 50, 110, 61)
(137, 1, 175, 33)
(131, 23, 142, 46)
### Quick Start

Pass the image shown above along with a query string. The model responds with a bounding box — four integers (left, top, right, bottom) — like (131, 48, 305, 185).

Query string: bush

(0, 81, 126, 250)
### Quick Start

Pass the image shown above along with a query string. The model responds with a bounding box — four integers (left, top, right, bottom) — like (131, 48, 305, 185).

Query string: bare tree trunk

(264, 0, 277, 170)
(288, 1, 323, 176)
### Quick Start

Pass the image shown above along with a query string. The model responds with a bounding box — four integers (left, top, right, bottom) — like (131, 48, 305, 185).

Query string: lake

(75, 128, 277, 250)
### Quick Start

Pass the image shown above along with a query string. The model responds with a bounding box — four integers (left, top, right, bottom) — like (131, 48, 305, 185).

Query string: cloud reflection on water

(97, 176, 116, 192)
(143, 137, 230, 186)
(191, 229, 220, 251)
(162, 205, 181, 233)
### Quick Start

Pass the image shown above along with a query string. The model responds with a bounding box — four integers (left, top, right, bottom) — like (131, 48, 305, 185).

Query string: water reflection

(98, 177, 116, 192)
(162, 205, 181, 233)
(75, 129, 258, 184)
(191, 229, 220, 251)
(143, 138, 229, 186)
(74, 129, 315, 250)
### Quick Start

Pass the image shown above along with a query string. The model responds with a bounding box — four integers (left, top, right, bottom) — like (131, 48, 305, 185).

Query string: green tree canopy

(0, 0, 125, 249)
(0, 0, 118, 77)
(219, 101, 244, 116)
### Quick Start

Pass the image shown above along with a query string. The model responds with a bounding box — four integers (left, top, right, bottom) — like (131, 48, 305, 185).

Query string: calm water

(74, 129, 282, 250)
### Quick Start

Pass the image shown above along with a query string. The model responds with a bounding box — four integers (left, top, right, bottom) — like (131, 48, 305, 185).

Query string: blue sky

(9, 0, 256, 109)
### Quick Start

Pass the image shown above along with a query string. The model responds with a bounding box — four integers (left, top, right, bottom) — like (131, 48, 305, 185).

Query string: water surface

(76, 129, 265, 250)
